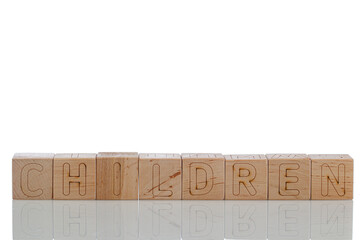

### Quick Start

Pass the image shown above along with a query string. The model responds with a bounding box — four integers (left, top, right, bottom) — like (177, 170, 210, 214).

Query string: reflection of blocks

(267, 154, 310, 200)
(53, 201, 96, 240)
(139, 200, 181, 239)
(310, 154, 353, 200)
(182, 200, 224, 240)
(13, 200, 53, 240)
(311, 200, 353, 240)
(97, 152, 138, 200)
(182, 153, 225, 200)
(97, 200, 138, 240)
(268, 201, 310, 240)
(13, 153, 54, 200)
(225, 154, 267, 200)
(139, 153, 182, 200)
(54, 154, 96, 200)
(225, 200, 267, 239)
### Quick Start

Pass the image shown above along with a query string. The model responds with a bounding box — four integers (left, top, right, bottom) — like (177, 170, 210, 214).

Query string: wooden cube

(97, 152, 139, 200)
(53, 153, 96, 200)
(267, 154, 310, 200)
(225, 154, 268, 200)
(182, 153, 225, 200)
(310, 154, 353, 200)
(13, 153, 54, 200)
(139, 153, 181, 200)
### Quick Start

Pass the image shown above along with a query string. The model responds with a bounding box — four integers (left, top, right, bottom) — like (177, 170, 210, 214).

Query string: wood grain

(225, 154, 268, 200)
(53, 153, 96, 200)
(12, 152, 354, 201)
(310, 154, 353, 200)
(182, 153, 225, 200)
(13, 153, 54, 200)
(97, 152, 139, 200)
(267, 154, 310, 200)
(139, 153, 181, 200)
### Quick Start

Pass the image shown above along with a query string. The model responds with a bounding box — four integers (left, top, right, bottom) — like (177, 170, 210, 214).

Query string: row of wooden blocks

(12, 153, 354, 200)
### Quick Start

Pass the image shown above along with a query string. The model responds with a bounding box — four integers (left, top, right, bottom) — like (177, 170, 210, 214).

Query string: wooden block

(267, 154, 310, 200)
(182, 153, 225, 200)
(310, 154, 353, 200)
(53, 153, 96, 200)
(96, 152, 139, 200)
(225, 154, 268, 200)
(139, 153, 181, 200)
(12, 153, 54, 200)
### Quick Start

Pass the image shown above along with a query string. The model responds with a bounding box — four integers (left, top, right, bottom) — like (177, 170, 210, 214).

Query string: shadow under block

(182, 153, 225, 200)
(310, 154, 353, 200)
(225, 154, 268, 200)
(267, 154, 310, 200)
(139, 153, 181, 200)
(12, 153, 54, 200)
(53, 153, 96, 200)
(97, 152, 138, 200)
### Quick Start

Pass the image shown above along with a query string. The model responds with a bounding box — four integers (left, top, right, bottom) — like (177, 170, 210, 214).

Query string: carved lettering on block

(225, 154, 267, 200)
(53, 153, 96, 200)
(310, 154, 353, 200)
(13, 153, 54, 200)
(139, 153, 181, 200)
(267, 154, 310, 200)
(182, 153, 225, 200)
(97, 152, 138, 200)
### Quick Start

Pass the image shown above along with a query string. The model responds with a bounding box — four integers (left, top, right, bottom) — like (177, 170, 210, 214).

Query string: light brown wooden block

(225, 154, 268, 200)
(182, 153, 225, 200)
(97, 152, 138, 200)
(139, 153, 181, 200)
(53, 153, 96, 200)
(267, 154, 310, 200)
(12, 153, 54, 200)
(310, 154, 353, 200)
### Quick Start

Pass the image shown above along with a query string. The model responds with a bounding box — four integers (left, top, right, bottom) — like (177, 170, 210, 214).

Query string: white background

(0, 0, 359, 238)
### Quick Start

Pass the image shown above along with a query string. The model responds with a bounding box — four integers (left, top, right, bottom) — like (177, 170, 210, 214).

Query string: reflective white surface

(13, 200, 353, 240)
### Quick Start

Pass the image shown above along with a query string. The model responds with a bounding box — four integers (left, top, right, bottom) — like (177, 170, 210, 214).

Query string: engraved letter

(152, 164, 173, 197)
(20, 163, 43, 197)
(113, 162, 121, 196)
(190, 163, 213, 195)
(63, 163, 86, 196)
(279, 163, 300, 196)
(233, 163, 257, 196)
(321, 164, 345, 196)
